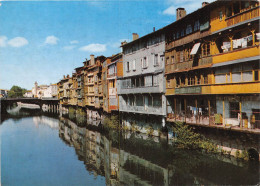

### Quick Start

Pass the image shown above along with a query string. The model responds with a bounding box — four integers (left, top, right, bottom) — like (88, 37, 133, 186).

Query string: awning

(190, 43, 201, 55)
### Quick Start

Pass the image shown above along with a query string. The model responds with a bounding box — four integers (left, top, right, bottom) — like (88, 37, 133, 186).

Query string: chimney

(176, 8, 186, 21)
(153, 27, 155, 32)
(121, 41, 127, 46)
(90, 54, 95, 65)
(202, 2, 209, 7)
(132, 33, 139, 41)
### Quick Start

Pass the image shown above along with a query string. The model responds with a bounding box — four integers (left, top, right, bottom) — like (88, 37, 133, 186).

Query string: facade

(107, 53, 123, 112)
(103, 53, 124, 113)
(165, 0, 260, 129)
(118, 31, 166, 127)
(0, 89, 9, 98)
(58, 76, 70, 105)
(32, 81, 58, 98)
(84, 55, 106, 118)
(24, 90, 33, 98)
(75, 67, 85, 107)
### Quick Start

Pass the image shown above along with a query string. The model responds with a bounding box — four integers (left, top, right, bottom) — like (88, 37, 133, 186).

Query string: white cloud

(79, 43, 106, 52)
(44, 35, 59, 45)
(63, 45, 76, 50)
(70, 40, 79, 44)
(163, 6, 176, 15)
(7, 37, 28, 47)
(162, 0, 215, 16)
(0, 36, 7, 47)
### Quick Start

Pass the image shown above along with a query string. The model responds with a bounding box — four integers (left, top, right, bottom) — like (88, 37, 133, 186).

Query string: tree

(8, 85, 27, 98)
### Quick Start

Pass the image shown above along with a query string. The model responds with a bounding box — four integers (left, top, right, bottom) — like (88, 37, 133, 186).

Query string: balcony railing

(226, 7, 259, 27)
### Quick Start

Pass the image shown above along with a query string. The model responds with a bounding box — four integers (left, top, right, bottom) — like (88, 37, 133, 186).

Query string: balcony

(107, 73, 117, 78)
(166, 81, 260, 96)
(212, 46, 259, 65)
(165, 56, 213, 74)
(120, 105, 165, 116)
(226, 7, 259, 27)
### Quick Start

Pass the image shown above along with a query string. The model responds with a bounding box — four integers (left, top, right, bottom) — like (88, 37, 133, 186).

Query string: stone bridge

(0, 98, 59, 115)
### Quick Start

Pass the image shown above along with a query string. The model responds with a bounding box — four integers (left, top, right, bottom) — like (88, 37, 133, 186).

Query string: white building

(31, 82, 58, 98)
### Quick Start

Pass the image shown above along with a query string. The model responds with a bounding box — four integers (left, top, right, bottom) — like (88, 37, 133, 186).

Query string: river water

(1, 109, 259, 185)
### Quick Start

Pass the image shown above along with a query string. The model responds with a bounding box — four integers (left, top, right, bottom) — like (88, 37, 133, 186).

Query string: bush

(172, 121, 217, 152)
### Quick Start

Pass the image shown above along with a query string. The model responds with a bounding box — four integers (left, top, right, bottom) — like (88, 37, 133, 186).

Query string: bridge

(0, 98, 59, 115)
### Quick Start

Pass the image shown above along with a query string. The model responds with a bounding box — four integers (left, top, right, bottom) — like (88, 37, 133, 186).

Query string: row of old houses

(58, 0, 260, 131)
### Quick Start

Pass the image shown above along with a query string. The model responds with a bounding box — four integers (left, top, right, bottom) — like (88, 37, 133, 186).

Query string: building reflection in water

(33, 116, 59, 129)
(58, 116, 259, 186)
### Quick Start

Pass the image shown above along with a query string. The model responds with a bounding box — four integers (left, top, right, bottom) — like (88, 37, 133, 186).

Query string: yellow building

(165, 0, 260, 130)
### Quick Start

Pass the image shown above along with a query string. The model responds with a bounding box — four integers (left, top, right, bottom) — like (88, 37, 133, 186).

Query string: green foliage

(104, 115, 119, 130)
(130, 122, 140, 132)
(146, 126, 154, 136)
(239, 150, 249, 161)
(172, 121, 217, 152)
(235, 150, 240, 158)
(69, 107, 76, 114)
(8, 85, 27, 98)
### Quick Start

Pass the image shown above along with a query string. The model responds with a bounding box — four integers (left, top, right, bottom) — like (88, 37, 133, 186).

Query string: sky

(0, 0, 214, 90)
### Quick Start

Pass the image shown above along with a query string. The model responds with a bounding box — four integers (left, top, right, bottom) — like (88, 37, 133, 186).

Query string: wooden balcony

(212, 46, 259, 64)
(166, 30, 210, 51)
(226, 7, 259, 27)
(166, 81, 260, 95)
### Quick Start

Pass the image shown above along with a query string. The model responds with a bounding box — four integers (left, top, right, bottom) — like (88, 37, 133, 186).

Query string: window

(126, 62, 130, 72)
(219, 11, 223, 21)
(196, 76, 201, 85)
(181, 29, 185, 37)
(180, 51, 184, 62)
(140, 76, 145, 87)
(202, 42, 210, 56)
(215, 67, 230, 84)
(186, 24, 192, 35)
(136, 95, 143, 106)
(145, 75, 153, 87)
(231, 65, 242, 83)
(171, 56, 175, 64)
(226, 4, 232, 17)
(153, 75, 159, 86)
(176, 32, 180, 39)
(142, 57, 148, 69)
(229, 102, 239, 119)
(153, 95, 162, 107)
(132, 60, 136, 71)
(194, 20, 200, 31)
(154, 54, 159, 66)
(241, 1, 250, 10)
(203, 74, 208, 84)
(233, 1, 240, 15)
(159, 56, 164, 66)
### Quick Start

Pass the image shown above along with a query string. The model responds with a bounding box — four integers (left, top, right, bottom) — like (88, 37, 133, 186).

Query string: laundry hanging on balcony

(256, 33, 260, 40)
(190, 43, 201, 55)
(221, 42, 231, 52)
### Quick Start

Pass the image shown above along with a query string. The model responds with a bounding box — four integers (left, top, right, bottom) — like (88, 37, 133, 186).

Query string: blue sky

(0, 0, 213, 90)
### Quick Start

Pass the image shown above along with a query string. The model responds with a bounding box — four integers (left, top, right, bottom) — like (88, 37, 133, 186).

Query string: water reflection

(59, 116, 260, 185)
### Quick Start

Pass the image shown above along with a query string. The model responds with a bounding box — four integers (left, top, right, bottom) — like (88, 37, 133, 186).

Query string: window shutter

(133, 60, 136, 70)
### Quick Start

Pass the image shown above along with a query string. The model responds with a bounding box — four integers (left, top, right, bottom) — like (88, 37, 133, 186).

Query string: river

(0, 108, 259, 185)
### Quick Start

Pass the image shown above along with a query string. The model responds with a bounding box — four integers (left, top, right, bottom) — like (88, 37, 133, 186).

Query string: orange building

(165, 0, 260, 130)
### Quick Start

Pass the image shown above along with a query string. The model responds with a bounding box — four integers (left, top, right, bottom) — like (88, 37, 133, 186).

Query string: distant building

(0, 89, 9, 98)
(24, 90, 33, 98)
(32, 82, 58, 98)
